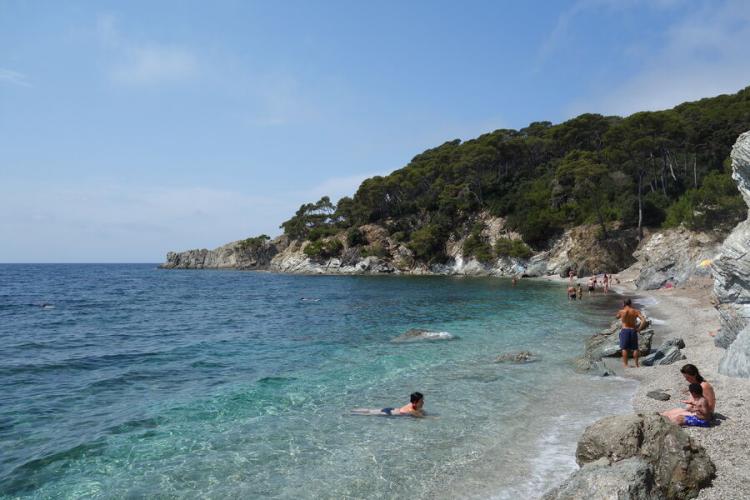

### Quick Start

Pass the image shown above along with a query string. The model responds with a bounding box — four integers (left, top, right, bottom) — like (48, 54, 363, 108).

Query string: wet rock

(573, 413, 715, 499)
(494, 351, 536, 363)
(646, 390, 671, 401)
(390, 328, 455, 343)
(543, 457, 656, 500)
(590, 360, 615, 377)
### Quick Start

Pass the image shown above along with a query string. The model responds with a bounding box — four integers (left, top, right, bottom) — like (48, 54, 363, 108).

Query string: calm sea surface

(0, 264, 635, 499)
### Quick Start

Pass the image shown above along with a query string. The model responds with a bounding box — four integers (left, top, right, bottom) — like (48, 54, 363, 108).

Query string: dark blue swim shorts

(619, 328, 638, 351)
(684, 415, 711, 427)
(381, 407, 394, 416)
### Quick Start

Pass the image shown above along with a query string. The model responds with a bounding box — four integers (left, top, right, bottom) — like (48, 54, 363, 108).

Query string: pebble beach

(614, 277, 750, 500)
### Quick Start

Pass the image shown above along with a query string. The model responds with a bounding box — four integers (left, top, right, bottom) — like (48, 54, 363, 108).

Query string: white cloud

(566, 0, 750, 116)
(0, 183, 289, 262)
(111, 46, 198, 85)
(96, 14, 198, 85)
(0, 68, 31, 87)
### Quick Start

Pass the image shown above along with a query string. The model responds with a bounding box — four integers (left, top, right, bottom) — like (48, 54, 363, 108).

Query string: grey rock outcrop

(629, 228, 719, 290)
(160, 236, 283, 269)
(713, 131, 750, 377)
(547, 413, 715, 499)
(530, 225, 638, 277)
(543, 457, 656, 500)
(641, 338, 686, 366)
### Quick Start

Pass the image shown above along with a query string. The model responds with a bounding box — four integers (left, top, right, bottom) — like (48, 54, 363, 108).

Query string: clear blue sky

(2, 0, 749, 262)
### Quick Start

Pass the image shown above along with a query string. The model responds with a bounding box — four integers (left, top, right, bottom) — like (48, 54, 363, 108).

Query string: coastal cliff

(713, 131, 750, 377)
(161, 218, 639, 278)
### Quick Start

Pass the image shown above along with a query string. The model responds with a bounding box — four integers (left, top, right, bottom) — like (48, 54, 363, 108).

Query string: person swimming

(351, 392, 425, 418)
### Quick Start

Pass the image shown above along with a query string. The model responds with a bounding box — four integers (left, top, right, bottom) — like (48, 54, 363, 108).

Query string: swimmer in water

(351, 392, 425, 418)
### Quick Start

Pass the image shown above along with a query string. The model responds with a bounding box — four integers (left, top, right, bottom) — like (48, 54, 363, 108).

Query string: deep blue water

(0, 264, 634, 499)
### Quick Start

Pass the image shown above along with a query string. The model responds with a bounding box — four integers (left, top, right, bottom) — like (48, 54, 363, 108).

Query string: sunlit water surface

(0, 265, 636, 498)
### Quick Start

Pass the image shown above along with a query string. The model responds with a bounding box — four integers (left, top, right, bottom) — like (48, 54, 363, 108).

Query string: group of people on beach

(567, 270, 613, 300)
(616, 298, 716, 428)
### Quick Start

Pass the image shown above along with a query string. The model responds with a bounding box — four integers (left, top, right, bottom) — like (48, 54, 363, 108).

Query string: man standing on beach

(616, 299, 646, 368)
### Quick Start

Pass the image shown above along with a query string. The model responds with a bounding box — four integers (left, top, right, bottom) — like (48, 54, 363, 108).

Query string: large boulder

(573, 414, 715, 499)
(642, 338, 686, 366)
(631, 228, 719, 290)
(713, 131, 750, 377)
(543, 457, 656, 500)
(539, 225, 638, 277)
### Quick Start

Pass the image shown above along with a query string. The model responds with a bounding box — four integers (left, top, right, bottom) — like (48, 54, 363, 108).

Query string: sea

(0, 264, 637, 499)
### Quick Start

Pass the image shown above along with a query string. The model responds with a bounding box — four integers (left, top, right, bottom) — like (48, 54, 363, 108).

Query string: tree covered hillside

(281, 87, 750, 263)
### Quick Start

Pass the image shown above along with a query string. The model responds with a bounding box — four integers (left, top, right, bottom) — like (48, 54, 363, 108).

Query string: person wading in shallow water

(616, 299, 646, 368)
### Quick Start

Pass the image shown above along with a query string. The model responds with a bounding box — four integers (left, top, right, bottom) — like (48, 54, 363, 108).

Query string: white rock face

(630, 228, 719, 290)
(713, 131, 750, 377)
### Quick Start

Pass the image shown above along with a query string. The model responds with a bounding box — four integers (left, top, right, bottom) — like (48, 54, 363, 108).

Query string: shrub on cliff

(494, 238, 532, 259)
(303, 239, 343, 260)
(237, 235, 270, 251)
(462, 223, 494, 263)
(346, 228, 367, 247)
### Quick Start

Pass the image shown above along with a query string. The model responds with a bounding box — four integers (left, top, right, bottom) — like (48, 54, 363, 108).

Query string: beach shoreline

(579, 272, 750, 500)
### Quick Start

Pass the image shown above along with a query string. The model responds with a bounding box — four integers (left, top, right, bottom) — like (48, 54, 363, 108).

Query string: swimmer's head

(623, 299, 632, 307)
(410, 392, 424, 407)
(688, 383, 703, 397)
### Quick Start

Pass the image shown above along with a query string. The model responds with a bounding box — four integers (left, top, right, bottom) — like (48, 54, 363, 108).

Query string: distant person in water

(588, 277, 596, 295)
(512, 276, 518, 287)
(662, 364, 716, 424)
(576, 283, 583, 300)
(568, 269, 576, 283)
(381, 392, 425, 417)
(616, 299, 646, 368)
(568, 285, 577, 301)
(603, 273, 610, 294)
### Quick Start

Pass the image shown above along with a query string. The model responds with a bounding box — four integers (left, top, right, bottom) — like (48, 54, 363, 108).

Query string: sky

(1, 0, 749, 262)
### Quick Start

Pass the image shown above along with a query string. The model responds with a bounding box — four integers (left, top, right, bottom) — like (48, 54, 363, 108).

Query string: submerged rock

(566, 413, 715, 499)
(390, 328, 455, 343)
(494, 351, 537, 363)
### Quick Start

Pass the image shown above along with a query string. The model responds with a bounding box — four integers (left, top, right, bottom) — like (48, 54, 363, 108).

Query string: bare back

(617, 306, 644, 329)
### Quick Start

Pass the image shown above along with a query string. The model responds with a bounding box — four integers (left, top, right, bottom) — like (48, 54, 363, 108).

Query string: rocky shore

(545, 132, 750, 499)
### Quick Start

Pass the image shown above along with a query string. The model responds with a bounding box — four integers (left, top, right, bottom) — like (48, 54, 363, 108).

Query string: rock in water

(543, 457, 656, 500)
(713, 131, 750, 377)
(646, 390, 671, 401)
(495, 351, 536, 363)
(572, 414, 715, 499)
(390, 328, 455, 343)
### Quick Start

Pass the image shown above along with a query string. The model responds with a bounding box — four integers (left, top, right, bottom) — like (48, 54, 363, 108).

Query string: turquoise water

(0, 265, 635, 499)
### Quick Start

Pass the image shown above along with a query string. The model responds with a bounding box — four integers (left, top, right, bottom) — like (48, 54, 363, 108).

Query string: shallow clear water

(0, 265, 635, 499)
